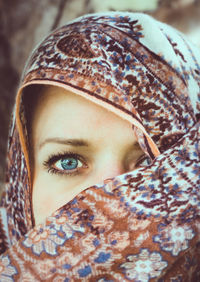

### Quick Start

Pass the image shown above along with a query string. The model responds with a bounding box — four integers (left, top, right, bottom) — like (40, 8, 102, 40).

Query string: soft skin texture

(31, 86, 144, 225)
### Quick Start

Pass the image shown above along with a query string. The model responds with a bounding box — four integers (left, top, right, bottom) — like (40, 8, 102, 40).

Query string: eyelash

(43, 151, 88, 176)
(135, 154, 151, 167)
(43, 150, 150, 178)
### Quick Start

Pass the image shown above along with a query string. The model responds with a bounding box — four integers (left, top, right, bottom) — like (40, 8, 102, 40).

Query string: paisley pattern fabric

(0, 12, 200, 281)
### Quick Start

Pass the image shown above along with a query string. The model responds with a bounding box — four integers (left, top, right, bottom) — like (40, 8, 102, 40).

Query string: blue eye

(43, 152, 87, 176)
(59, 157, 79, 170)
(135, 154, 151, 167)
(54, 157, 83, 171)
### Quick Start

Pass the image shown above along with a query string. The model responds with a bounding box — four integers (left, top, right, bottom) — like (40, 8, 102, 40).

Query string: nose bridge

(94, 153, 125, 183)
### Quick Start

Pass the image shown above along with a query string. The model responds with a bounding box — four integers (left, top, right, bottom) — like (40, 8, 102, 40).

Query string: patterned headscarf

(0, 12, 200, 281)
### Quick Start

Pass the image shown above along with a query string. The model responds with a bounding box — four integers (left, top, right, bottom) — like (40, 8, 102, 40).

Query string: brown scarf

(0, 12, 199, 281)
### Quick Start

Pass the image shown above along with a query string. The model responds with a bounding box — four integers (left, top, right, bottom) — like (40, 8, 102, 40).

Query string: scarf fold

(0, 12, 199, 281)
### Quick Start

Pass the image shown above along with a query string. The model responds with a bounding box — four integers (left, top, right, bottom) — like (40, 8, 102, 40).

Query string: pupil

(61, 158, 78, 170)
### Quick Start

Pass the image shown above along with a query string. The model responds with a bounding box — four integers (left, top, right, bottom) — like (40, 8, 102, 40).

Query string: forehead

(31, 85, 137, 145)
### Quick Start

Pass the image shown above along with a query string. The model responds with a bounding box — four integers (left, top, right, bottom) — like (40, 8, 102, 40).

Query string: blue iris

(61, 158, 78, 170)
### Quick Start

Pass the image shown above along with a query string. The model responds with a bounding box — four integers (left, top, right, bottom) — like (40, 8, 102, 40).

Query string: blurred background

(0, 0, 200, 193)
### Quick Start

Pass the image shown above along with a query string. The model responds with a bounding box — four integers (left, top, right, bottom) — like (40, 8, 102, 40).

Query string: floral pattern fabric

(0, 12, 200, 281)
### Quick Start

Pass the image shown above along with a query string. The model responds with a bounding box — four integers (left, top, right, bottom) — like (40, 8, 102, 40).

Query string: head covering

(0, 11, 199, 281)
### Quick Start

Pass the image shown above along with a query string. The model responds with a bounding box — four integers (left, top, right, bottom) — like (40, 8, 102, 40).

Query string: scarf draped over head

(0, 12, 200, 281)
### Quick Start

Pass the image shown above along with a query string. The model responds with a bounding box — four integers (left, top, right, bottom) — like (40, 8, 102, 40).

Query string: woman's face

(31, 86, 144, 225)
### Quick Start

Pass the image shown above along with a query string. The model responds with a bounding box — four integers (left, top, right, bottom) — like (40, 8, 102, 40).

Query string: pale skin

(31, 86, 144, 225)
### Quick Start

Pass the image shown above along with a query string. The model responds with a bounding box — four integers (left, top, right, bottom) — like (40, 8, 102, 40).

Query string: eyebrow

(38, 138, 89, 150)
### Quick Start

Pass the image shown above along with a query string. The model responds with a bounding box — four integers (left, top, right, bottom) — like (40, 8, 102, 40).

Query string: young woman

(0, 11, 199, 281)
